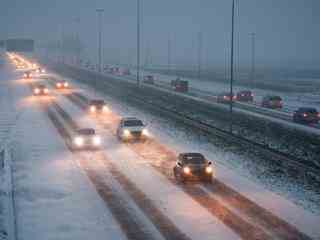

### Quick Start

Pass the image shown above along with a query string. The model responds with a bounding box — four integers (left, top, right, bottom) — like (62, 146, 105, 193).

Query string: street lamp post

(197, 32, 202, 81)
(96, 9, 104, 73)
(137, 0, 141, 86)
(229, 0, 235, 133)
(250, 32, 256, 87)
(74, 17, 80, 65)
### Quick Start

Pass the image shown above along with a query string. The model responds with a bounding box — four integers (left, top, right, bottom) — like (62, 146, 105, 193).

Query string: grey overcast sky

(1, 0, 320, 68)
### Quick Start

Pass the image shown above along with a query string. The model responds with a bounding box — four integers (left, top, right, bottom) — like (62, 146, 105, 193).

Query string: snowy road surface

(1, 54, 320, 240)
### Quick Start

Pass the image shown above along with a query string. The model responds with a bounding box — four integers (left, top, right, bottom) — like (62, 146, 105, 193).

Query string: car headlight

(44, 88, 49, 94)
(90, 106, 96, 112)
(74, 136, 83, 146)
(183, 167, 191, 174)
(64, 82, 68, 87)
(41, 69, 46, 73)
(56, 83, 62, 88)
(123, 129, 130, 137)
(34, 88, 40, 94)
(93, 136, 101, 145)
(36, 69, 40, 73)
(205, 166, 213, 174)
(142, 129, 149, 136)
(102, 105, 109, 112)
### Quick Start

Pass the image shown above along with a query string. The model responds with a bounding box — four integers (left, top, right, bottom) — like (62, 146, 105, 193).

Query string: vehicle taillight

(318, 113, 320, 118)
(303, 113, 307, 118)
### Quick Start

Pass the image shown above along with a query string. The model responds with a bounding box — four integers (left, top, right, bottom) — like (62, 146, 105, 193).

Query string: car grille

(131, 131, 142, 137)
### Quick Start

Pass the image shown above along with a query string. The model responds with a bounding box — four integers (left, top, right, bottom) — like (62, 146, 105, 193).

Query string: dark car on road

(236, 90, 254, 102)
(173, 153, 214, 183)
(143, 75, 155, 85)
(89, 99, 109, 113)
(293, 107, 319, 124)
(261, 95, 283, 109)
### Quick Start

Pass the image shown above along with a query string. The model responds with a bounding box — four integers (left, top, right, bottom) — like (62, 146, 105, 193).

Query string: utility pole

(96, 9, 104, 73)
(167, 36, 171, 74)
(74, 17, 80, 65)
(137, 0, 141, 86)
(197, 32, 203, 80)
(249, 32, 256, 87)
(229, 0, 235, 133)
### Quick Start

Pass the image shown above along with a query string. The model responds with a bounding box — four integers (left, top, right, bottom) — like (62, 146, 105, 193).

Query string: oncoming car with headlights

(173, 153, 214, 183)
(55, 81, 69, 89)
(23, 71, 32, 79)
(70, 128, 101, 150)
(117, 117, 149, 141)
(33, 84, 49, 96)
(89, 99, 109, 113)
(35, 68, 46, 74)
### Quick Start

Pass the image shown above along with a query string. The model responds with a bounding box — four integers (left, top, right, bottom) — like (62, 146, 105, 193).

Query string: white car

(117, 117, 149, 141)
(70, 128, 101, 150)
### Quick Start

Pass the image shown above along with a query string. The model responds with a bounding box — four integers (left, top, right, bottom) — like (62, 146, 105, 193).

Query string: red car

(293, 107, 319, 124)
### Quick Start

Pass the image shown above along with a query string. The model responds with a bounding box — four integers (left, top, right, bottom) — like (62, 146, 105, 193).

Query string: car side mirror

(208, 161, 212, 165)
(177, 162, 182, 167)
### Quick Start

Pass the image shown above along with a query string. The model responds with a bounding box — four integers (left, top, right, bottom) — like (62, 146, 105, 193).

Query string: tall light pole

(96, 9, 104, 73)
(197, 32, 203, 80)
(167, 36, 171, 74)
(229, 0, 235, 133)
(74, 17, 80, 65)
(249, 32, 256, 87)
(137, 0, 141, 86)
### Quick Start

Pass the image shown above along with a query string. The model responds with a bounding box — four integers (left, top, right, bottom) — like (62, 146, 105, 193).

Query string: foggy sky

(1, 0, 320, 69)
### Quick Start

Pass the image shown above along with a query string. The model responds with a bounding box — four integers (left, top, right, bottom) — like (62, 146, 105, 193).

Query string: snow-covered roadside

(0, 61, 26, 240)
(54, 72, 320, 238)
(1, 63, 127, 240)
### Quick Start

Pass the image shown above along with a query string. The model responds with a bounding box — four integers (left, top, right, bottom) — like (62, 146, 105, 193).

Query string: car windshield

(182, 154, 206, 164)
(301, 108, 317, 113)
(77, 129, 95, 135)
(124, 119, 144, 127)
(91, 100, 105, 105)
(270, 96, 282, 101)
